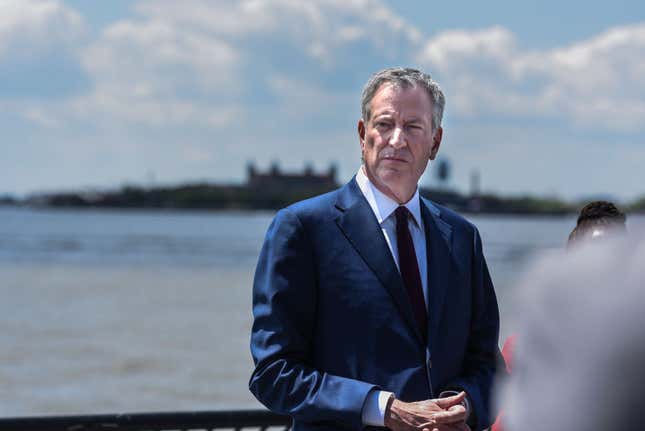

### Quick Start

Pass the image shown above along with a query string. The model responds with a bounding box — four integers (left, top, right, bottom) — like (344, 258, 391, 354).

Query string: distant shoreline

(0, 202, 612, 217)
(2, 182, 643, 215)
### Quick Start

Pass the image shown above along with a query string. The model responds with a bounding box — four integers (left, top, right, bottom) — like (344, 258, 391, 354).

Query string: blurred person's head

(567, 200, 626, 247)
(358, 67, 445, 204)
(501, 237, 645, 431)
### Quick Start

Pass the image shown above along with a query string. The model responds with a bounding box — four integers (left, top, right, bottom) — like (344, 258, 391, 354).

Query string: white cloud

(5, 1, 645, 134)
(75, 14, 241, 127)
(0, 0, 87, 127)
(51, 0, 421, 128)
(0, 0, 85, 61)
(420, 26, 516, 70)
(69, 92, 240, 128)
(84, 19, 239, 95)
(418, 23, 645, 131)
(134, 0, 420, 65)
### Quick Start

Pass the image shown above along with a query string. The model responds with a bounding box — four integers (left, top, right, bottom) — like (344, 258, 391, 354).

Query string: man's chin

(373, 172, 417, 202)
(376, 169, 409, 184)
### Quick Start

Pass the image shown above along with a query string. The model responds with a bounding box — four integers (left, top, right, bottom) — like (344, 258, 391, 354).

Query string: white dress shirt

(354, 166, 429, 303)
(355, 166, 428, 426)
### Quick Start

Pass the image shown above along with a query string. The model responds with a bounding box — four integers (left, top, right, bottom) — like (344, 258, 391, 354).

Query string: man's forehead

(374, 81, 416, 95)
(371, 83, 433, 116)
(371, 109, 428, 121)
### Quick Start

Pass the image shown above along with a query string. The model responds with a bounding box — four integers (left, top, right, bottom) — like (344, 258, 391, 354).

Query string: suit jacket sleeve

(445, 227, 501, 430)
(249, 208, 377, 430)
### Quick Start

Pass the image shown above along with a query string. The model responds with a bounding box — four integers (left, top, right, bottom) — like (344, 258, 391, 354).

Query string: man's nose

(388, 127, 406, 149)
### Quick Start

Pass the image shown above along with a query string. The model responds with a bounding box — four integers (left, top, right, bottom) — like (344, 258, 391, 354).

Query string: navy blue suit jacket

(249, 178, 500, 431)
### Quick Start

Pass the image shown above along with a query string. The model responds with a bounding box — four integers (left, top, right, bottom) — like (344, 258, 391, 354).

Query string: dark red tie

(395, 206, 428, 342)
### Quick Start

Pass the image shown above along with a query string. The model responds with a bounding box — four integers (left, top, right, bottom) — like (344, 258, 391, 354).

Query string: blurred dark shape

(270, 160, 280, 176)
(567, 200, 626, 246)
(435, 158, 450, 188)
(458, 193, 572, 215)
(470, 169, 481, 198)
(246, 161, 337, 194)
(0, 194, 17, 205)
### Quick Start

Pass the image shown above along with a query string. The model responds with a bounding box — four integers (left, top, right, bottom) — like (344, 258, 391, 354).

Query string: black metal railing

(0, 409, 291, 431)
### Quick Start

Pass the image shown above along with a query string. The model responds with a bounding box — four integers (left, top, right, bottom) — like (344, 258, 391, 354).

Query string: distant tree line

(4, 183, 645, 215)
(22, 183, 340, 211)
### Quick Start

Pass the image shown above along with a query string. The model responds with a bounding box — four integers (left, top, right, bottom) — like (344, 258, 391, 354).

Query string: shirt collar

(355, 166, 422, 227)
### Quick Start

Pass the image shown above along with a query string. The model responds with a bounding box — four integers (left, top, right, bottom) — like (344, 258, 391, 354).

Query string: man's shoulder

(278, 186, 344, 225)
(288, 189, 339, 212)
(422, 197, 478, 235)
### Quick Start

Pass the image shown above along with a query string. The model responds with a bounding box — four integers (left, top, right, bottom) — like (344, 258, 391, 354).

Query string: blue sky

(2, 0, 644, 201)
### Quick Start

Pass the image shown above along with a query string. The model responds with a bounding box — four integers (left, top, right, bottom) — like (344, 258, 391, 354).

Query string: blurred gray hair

(501, 235, 645, 431)
(360, 67, 445, 131)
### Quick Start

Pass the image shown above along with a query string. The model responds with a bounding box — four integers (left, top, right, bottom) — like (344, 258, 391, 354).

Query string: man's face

(358, 83, 442, 203)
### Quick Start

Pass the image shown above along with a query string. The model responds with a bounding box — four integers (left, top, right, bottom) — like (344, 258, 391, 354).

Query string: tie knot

(395, 206, 410, 225)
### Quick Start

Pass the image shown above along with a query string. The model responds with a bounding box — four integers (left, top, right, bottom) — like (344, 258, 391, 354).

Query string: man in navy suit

(249, 68, 500, 431)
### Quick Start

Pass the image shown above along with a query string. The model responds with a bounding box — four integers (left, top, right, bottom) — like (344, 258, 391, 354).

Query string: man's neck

(361, 165, 416, 205)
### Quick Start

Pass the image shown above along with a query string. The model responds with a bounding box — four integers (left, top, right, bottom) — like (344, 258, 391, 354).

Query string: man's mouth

(381, 154, 408, 163)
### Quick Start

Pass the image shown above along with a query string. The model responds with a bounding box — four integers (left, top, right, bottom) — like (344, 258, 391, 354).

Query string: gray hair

(360, 67, 445, 131)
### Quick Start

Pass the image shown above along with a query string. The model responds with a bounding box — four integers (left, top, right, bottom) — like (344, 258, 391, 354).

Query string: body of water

(1, 206, 641, 416)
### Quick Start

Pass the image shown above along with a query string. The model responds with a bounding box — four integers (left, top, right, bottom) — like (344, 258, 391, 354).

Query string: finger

(447, 404, 467, 414)
(429, 406, 467, 424)
(434, 404, 466, 416)
(418, 420, 442, 430)
(434, 391, 466, 408)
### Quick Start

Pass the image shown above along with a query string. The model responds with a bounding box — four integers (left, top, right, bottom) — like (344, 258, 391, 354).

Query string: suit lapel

(335, 179, 424, 345)
(420, 198, 455, 348)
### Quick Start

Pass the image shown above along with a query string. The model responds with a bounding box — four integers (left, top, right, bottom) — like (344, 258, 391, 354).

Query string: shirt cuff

(361, 389, 394, 426)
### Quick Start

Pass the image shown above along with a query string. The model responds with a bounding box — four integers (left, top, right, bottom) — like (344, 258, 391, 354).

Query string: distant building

(435, 158, 451, 189)
(470, 169, 481, 197)
(247, 161, 338, 192)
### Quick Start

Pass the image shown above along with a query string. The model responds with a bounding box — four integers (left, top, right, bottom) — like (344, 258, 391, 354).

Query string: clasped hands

(384, 392, 470, 431)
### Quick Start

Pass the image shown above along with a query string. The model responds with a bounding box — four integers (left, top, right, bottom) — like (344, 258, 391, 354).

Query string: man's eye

(375, 121, 391, 128)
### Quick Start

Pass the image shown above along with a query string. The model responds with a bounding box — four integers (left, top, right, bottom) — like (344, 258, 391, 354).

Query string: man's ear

(358, 118, 366, 151)
(429, 127, 443, 160)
